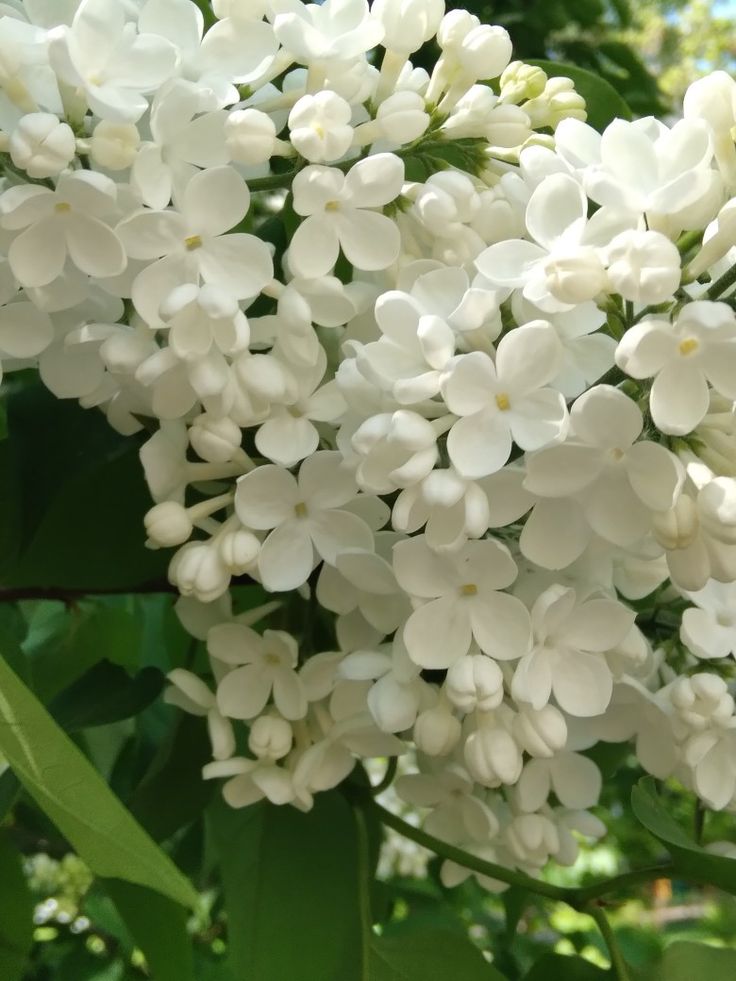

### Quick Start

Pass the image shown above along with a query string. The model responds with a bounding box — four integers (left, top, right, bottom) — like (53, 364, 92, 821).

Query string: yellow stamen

(495, 392, 511, 411)
(184, 234, 203, 251)
(460, 583, 478, 596)
(294, 502, 308, 517)
(679, 337, 699, 356)
(325, 200, 341, 212)
(55, 202, 71, 214)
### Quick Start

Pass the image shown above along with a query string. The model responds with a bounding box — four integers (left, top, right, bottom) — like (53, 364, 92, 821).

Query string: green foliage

(650, 941, 736, 980)
(208, 793, 365, 981)
(0, 832, 34, 981)
(0, 654, 197, 909)
(632, 777, 736, 895)
(371, 927, 507, 980)
(522, 952, 608, 979)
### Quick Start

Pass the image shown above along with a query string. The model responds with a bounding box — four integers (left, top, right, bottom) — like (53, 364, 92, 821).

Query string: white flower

(271, 0, 383, 63)
(0, 171, 126, 287)
(393, 534, 531, 669)
(681, 579, 736, 660)
(234, 451, 374, 591)
(524, 384, 685, 547)
(204, 756, 297, 807)
(211, 624, 308, 721)
(48, 0, 177, 122)
(476, 173, 628, 311)
(117, 165, 273, 326)
(131, 79, 228, 209)
(288, 91, 354, 163)
(605, 229, 681, 305)
(511, 584, 635, 717)
(615, 301, 736, 435)
(0, 298, 54, 382)
(372, 0, 444, 54)
(441, 322, 567, 479)
(516, 751, 601, 812)
(165, 668, 235, 760)
(289, 154, 404, 279)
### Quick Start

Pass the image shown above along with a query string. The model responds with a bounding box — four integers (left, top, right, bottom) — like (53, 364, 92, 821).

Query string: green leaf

(632, 776, 736, 894)
(0, 769, 20, 821)
(0, 831, 34, 981)
(129, 714, 214, 842)
(650, 941, 736, 980)
(526, 59, 632, 131)
(0, 653, 197, 909)
(208, 792, 362, 981)
(49, 661, 164, 731)
(522, 953, 608, 979)
(105, 880, 196, 981)
(371, 928, 507, 980)
(1, 383, 167, 591)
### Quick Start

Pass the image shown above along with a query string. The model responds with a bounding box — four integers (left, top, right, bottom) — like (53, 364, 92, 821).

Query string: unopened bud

(10, 113, 75, 178)
(249, 715, 293, 760)
(145, 501, 193, 548)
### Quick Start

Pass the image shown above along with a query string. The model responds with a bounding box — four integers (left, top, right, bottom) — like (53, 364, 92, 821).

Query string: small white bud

(190, 413, 243, 463)
(653, 495, 699, 550)
(219, 528, 260, 574)
(169, 541, 230, 603)
(445, 654, 503, 712)
(464, 724, 522, 787)
(606, 230, 681, 305)
(225, 108, 277, 165)
(249, 715, 293, 760)
(413, 703, 460, 756)
(144, 501, 193, 548)
(89, 121, 140, 170)
(10, 113, 75, 178)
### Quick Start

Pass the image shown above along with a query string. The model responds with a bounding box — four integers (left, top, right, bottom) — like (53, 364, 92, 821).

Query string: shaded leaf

(105, 880, 196, 981)
(0, 831, 34, 981)
(651, 941, 736, 980)
(371, 927, 507, 980)
(209, 792, 362, 981)
(49, 661, 164, 732)
(631, 776, 736, 895)
(522, 952, 608, 979)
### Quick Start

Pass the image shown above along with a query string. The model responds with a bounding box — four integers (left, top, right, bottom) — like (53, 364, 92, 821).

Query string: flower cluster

(6, 0, 736, 890)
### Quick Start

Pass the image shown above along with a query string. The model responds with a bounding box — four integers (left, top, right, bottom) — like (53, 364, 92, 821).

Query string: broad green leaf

(49, 661, 164, 731)
(526, 59, 633, 131)
(208, 792, 362, 981)
(522, 953, 608, 979)
(0, 653, 197, 909)
(105, 880, 196, 981)
(650, 941, 736, 980)
(0, 769, 20, 820)
(371, 928, 507, 980)
(631, 776, 736, 894)
(0, 831, 34, 981)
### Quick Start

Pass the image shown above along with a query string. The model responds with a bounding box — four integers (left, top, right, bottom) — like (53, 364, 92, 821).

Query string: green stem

(706, 261, 736, 300)
(694, 799, 706, 845)
(587, 903, 631, 981)
(369, 797, 677, 908)
(353, 804, 373, 981)
(371, 757, 397, 796)
(368, 799, 571, 901)
(573, 864, 673, 905)
(246, 170, 299, 192)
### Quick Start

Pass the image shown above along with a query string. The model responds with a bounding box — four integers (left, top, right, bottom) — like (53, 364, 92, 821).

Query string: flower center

(460, 583, 478, 596)
(678, 337, 699, 356)
(610, 447, 624, 461)
(55, 202, 71, 214)
(495, 392, 511, 411)
(264, 652, 281, 666)
(294, 502, 308, 517)
(325, 200, 341, 212)
(185, 234, 203, 251)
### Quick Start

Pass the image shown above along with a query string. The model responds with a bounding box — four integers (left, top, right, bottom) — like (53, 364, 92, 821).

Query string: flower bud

(445, 654, 503, 712)
(456, 25, 512, 82)
(372, 0, 445, 54)
(499, 61, 547, 104)
(653, 495, 699, 550)
(249, 715, 293, 760)
(437, 9, 478, 51)
(544, 246, 607, 304)
(145, 501, 193, 548)
(10, 113, 75, 178)
(225, 108, 277, 165)
(413, 703, 461, 756)
(375, 91, 429, 144)
(89, 121, 140, 170)
(513, 704, 567, 758)
(524, 78, 586, 129)
(170, 541, 230, 602)
(219, 528, 260, 574)
(606, 229, 681, 305)
(190, 413, 243, 463)
(464, 724, 522, 786)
